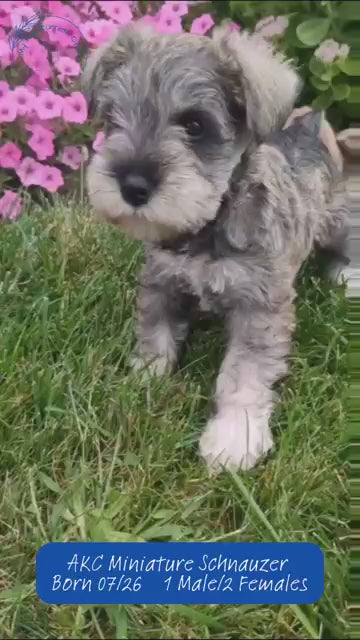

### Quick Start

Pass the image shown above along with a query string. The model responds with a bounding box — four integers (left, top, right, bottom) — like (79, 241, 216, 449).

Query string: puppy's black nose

(120, 173, 152, 207)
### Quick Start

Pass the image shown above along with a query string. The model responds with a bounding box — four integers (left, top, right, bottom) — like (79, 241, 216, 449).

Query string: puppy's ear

(211, 26, 302, 139)
(81, 25, 149, 118)
(296, 110, 323, 136)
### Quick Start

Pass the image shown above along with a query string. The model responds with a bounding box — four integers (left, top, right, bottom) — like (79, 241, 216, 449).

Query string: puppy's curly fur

(83, 25, 349, 472)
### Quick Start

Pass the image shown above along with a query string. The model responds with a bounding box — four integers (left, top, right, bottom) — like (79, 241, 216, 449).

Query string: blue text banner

(36, 542, 324, 605)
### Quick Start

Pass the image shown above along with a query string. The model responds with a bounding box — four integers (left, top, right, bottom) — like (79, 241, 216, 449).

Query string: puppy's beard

(86, 147, 225, 243)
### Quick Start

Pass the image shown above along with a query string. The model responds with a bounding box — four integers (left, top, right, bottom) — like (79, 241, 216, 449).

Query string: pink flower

(0, 190, 22, 220)
(81, 20, 99, 45)
(55, 55, 81, 77)
(59, 144, 82, 169)
(37, 164, 64, 192)
(24, 112, 42, 128)
(16, 156, 42, 187)
(62, 91, 87, 123)
(0, 95, 17, 122)
(98, 1, 133, 25)
(12, 85, 34, 116)
(314, 39, 339, 64)
(25, 115, 63, 135)
(36, 90, 63, 119)
(0, 7, 11, 28)
(228, 21, 241, 32)
(26, 73, 50, 91)
(43, 15, 80, 49)
(157, 12, 183, 34)
(0, 142, 22, 169)
(82, 19, 117, 46)
(338, 43, 350, 58)
(22, 38, 52, 79)
(0, 80, 9, 100)
(48, 1, 80, 24)
(72, 1, 95, 16)
(190, 14, 214, 35)
(28, 124, 55, 161)
(255, 15, 288, 39)
(23, 1, 41, 9)
(161, 1, 188, 18)
(92, 131, 104, 152)
(10, 5, 37, 30)
(138, 15, 158, 28)
(314, 39, 350, 64)
(57, 47, 77, 60)
(0, 39, 11, 68)
(97, 19, 118, 43)
(1, 1, 24, 11)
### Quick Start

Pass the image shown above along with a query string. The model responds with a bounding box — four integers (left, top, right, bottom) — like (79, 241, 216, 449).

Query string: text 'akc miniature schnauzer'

(83, 24, 349, 473)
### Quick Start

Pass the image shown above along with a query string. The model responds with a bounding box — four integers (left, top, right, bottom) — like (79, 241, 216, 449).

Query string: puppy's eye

(183, 118, 204, 139)
(176, 111, 206, 140)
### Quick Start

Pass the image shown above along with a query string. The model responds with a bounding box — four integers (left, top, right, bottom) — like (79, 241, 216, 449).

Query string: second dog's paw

(129, 352, 174, 377)
(199, 406, 273, 473)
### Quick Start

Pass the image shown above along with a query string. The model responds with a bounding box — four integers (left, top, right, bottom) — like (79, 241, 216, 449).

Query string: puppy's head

(83, 24, 300, 243)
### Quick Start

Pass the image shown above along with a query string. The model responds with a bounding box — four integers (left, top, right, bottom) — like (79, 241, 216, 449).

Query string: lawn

(0, 199, 347, 639)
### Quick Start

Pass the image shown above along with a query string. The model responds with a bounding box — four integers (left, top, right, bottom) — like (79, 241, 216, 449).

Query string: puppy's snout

(120, 173, 152, 207)
(111, 160, 160, 208)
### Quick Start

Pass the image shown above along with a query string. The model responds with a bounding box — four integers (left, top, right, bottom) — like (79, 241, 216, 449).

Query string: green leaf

(309, 56, 328, 78)
(332, 14, 360, 46)
(332, 83, 351, 101)
(172, 604, 228, 632)
(152, 508, 177, 520)
(106, 490, 128, 519)
(347, 86, 360, 104)
(0, 584, 33, 602)
(38, 471, 61, 494)
(337, 58, 360, 76)
(337, 1, 360, 20)
(140, 523, 192, 540)
(105, 606, 128, 640)
(312, 89, 334, 110)
(123, 451, 140, 466)
(296, 18, 330, 47)
(328, 62, 341, 79)
(107, 531, 142, 542)
(284, 14, 313, 49)
(309, 57, 341, 82)
(310, 76, 331, 91)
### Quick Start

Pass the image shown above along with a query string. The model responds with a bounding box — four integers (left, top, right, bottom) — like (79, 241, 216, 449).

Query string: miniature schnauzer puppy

(83, 25, 348, 472)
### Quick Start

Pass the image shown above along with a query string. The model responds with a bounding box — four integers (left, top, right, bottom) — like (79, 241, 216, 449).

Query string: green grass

(0, 200, 347, 639)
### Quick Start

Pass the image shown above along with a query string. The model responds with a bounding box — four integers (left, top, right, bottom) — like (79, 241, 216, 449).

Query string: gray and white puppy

(83, 25, 348, 472)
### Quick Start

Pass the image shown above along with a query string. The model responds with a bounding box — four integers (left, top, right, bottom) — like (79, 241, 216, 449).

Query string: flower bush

(214, 1, 358, 124)
(0, 0, 230, 219)
(0, 0, 356, 220)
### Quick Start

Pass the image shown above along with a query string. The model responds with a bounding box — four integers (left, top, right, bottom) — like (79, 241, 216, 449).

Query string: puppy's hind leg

(199, 304, 295, 473)
(315, 191, 350, 284)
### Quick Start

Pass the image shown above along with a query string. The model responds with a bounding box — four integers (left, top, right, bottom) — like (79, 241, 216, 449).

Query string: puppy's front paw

(199, 406, 273, 473)
(130, 352, 175, 377)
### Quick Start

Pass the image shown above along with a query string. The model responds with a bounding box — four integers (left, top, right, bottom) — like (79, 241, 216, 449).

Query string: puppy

(83, 25, 347, 472)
